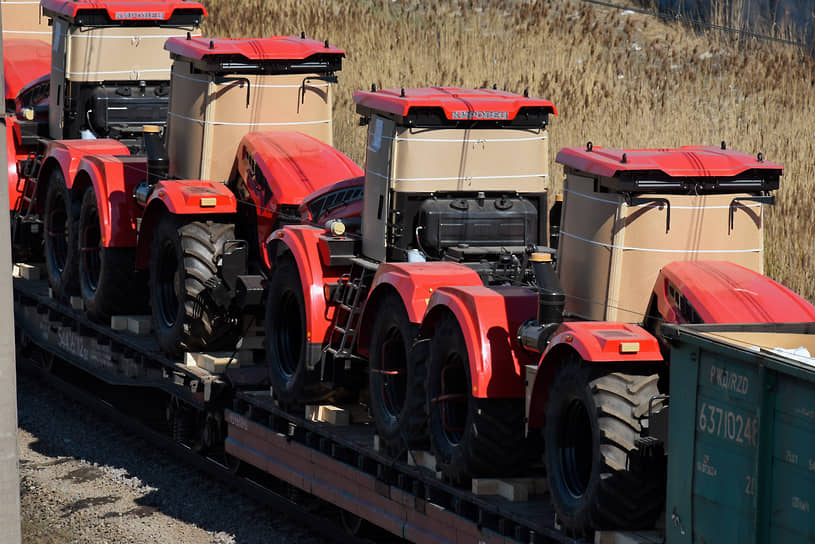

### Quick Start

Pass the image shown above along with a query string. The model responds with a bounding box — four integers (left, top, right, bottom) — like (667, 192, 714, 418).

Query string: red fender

(146, 180, 237, 215)
(526, 322, 663, 429)
(74, 155, 150, 247)
(356, 262, 482, 357)
(421, 285, 539, 399)
(265, 225, 347, 347)
(5, 118, 23, 211)
(35, 139, 130, 215)
(135, 180, 238, 268)
(42, 139, 131, 191)
(655, 261, 815, 324)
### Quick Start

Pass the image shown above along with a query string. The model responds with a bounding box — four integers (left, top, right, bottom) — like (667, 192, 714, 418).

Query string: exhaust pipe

(134, 125, 170, 207)
(518, 252, 565, 353)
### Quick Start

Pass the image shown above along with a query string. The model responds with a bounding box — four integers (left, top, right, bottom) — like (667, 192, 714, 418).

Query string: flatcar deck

(13, 275, 574, 544)
(227, 391, 568, 544)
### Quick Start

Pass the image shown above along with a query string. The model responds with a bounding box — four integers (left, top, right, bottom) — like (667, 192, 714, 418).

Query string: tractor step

(322, 262, 375, 365)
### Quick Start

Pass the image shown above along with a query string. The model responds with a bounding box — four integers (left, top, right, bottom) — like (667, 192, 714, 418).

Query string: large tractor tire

(368, 292, 425, 450)
(264, 257, 330, 406)
(149, 216, 236, 356)
(43, 170, 79, 298)
(544, 363, 665, 533)
(77, 187, 145, 322)
(427, 313, 526, 485)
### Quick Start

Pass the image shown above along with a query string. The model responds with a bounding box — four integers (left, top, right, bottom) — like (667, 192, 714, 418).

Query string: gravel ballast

(16, 371, 330, 544)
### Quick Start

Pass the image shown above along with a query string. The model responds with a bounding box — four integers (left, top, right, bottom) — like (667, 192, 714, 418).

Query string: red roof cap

(41, 0, 206, 21)
(556, 145, 782, 178)
(353, 87, 557, 121)
(165, 36, 345, 61)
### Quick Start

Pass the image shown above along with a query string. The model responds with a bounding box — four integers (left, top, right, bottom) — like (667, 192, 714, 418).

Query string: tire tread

(544, 363, 665, 533)
(150, 217, 236, 355)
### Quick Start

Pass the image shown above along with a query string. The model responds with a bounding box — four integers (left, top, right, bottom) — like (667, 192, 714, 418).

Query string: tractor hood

(237, 131, 362, 208)
(4, 39, 50, 101)
(655, 261, 815, 324)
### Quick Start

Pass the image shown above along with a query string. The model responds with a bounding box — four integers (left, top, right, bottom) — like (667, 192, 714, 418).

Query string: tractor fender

(356, 262, 482, 357)
(73, 154, 148, 247)
(526, 321, 663, 430)
(420, 285, 539, 399)
(265, 225, 346, 347)
(35, 139, 129, 212)
(5, 118, 21, 211)
(146, 180, 237, 215)
(135, 180, 237, 268)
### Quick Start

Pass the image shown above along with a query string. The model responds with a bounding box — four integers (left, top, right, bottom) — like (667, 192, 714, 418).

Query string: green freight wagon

(663, 322, 815, 544)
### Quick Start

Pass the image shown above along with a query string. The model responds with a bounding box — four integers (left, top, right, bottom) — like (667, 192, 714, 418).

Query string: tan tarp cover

(388, 125, 548, 193)
(166, 61, 334, 181)
(57, 24, 189, 82)
(1, 0, 50, 42)
(49, 22, 193, 137)
(558, 174, 763, 323)
(360, 117, 549, 261)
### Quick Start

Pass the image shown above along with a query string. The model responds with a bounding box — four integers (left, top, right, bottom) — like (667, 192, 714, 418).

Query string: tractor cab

(1, 0, 51, 44)
(354, 87, 556, 280)
(43, 0, 206, 147)
(554, 144, 782, 323)
(163, 35, 345, 182)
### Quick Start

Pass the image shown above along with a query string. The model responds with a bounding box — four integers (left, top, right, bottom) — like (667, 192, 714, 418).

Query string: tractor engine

(43, 0, 206, 149)
(354, 88, 556, 281)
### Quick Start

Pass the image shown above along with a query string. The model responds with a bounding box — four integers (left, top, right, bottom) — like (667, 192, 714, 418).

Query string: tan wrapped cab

(554, 143, 781, 323)
(1, 0, 50, 42)
(40, 0, 205, 141)
(163, 35, 344, 182)
(353, 87, 556, 263)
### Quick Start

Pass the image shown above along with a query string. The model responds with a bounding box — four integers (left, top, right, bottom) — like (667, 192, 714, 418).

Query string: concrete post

(0, 6, 23, 544)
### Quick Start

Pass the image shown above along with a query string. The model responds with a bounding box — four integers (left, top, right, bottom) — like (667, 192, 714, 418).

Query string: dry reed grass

(202, 0, 815, 301)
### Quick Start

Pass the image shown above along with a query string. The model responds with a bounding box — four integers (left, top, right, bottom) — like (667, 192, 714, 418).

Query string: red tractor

(260, 115, 815, 535)
(262, 87, 557, 465)
(4, 0, 207, 258)
(518, 145, 815, 532)
(20, 33, 352, 355)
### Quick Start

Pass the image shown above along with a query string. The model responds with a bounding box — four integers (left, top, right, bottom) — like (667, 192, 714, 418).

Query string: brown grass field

(202, 0, 815, 302)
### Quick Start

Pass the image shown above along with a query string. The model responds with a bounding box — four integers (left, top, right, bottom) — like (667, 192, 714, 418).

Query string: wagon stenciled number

(698, 401, 758, 447)
(745, 475, 756, 496)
